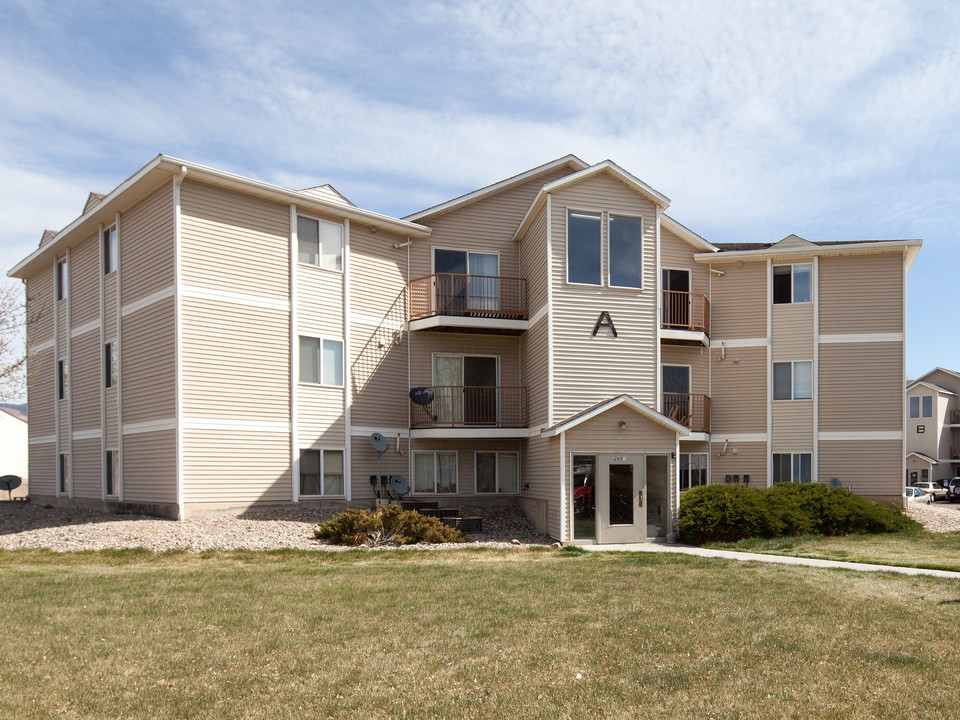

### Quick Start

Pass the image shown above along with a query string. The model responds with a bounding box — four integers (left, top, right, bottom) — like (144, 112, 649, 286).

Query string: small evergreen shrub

(314, 505, 466, 546)
(678, 483, 918, 545)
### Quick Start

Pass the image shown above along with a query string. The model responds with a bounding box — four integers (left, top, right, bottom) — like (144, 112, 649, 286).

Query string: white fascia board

(906, 380, 956, 396)
(661, 214, 717, 253)
(694, 239, 923, 265)
(404, 155, 588, 222)
(540, 395, 690, 437)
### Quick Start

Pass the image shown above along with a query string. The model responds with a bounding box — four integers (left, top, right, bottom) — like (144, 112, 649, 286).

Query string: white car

(905, 486, 932, 503)
(912, 481, 946, 501)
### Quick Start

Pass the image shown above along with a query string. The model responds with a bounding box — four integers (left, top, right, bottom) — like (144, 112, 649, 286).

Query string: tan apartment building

(905, 367, 960, 485)
(9, 155, 920, 543)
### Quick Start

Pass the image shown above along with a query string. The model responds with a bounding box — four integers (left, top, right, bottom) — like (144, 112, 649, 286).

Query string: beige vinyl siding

(772, 402, 814, 450)
(819, 440, 902, 497)
(709, 441, 767, 486)
(350, 331, 408, 430)
(660, 227, 710, 296)
(122, 430, 177, 504)
(69, 232, 100, 326)
(297, 264, 343, 337)
(771, 303, 814, 359)
(182, 429, 290, 503)
(27, 348, 55, 437)
(819, 253, 903, 334)
(905, 386, 937, 458)
(709, 261, 766, 338)
(297, 385, 345, 448)
(709, 346, 766, 434)
(410, 166, 575, 280)
(121, 297, 176, 424)
(181, 297, 289, 420)
(349, 225, 408, 318)
(71, 438, 101, 499)
(180, 180, 288, 300)
(119, 183, 175, 306)
(28, 443, 56, 497)
(520, 316, 549, 428)
(660, 346, 709, 395)
(936, 394, 952, 460)
(70, 331, 101, 430)
(818, 342, 902, 432)
(351, 435, 408, 504)
(410, 438, 522, 496)
(410, 333, 521, 388)
(551, 173, 658, 421)
(25, 268, 55, 350)
(521, 434, 560, 537)
(518, 206, 549, 313)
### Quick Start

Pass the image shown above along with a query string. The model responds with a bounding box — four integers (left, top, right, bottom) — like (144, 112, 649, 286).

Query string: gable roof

(907, 452, 938, 465)
(83, 191, 106, 214)
(539, 394, 690, 437)
(700, 238, 922, 270)
(906, 380, 957, 396)
(403, 155, 588, 223)
(299, 184, 354, 207)
(0, 405, 27, 423)
(912, 367, 960, 387)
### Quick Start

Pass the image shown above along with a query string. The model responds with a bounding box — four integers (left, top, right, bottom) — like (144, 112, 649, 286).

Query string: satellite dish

(390, 475, 409, 495)
(0, 475, 22, 492)
(370, 433, 388, 453)
(409, 387, 435, 406)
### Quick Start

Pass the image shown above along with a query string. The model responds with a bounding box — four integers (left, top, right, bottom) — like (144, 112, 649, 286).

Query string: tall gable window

(103, 226, 118, 274)
(773, 264, 811, 304)
(608, 214, 643, 289)
(566, 211, 602, 285)
(297, 215, 343, 271)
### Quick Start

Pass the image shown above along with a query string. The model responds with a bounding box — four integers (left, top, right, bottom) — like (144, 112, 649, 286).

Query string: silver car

(912, 481, 946, 501)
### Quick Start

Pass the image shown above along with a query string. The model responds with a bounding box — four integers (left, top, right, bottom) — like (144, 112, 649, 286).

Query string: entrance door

(596, 454, 645, 543)
(646, 455, 670, 538)
(662, 365, 691, 427)
(662, 268, 691, 327)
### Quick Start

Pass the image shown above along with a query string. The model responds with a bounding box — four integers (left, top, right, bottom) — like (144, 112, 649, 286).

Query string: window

(772, 453, 812, 483)
(298, 336, 343, 386)
(104, 342, 117, 388)
(476, 452, 519, 494)
(299, 449, 344, 496)
(58, 453, 70, 494)
(567, 211, 602, 285)
(103, 226, 117, 274)
(909, 396, 919, 418)
(56, 258, 68, 300)
(105, 450, 118, 496)
(922, 395, 933, 418)
(772, 264, 811, 304)
(679, 453, 708, 491)
(773, 361, 811, 400)
(57, 360, 68, 399)
(297, 215, 343, 271)
(413, 451, 457, 493)
(608, 215, 643, 288)
(921, 468, 929, 483)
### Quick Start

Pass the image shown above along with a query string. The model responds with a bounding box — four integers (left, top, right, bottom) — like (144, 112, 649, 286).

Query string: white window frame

(772, 452, 812, 484)
(104, 449, 119, 498)
(298, 335, 344, 387)
(412, 450, 459, 495)
(565, 208, 604, 287)
(921, 395, 933, 418)
(430, 247, 501, 276)
(475, 451, 520, 494)
(606, 212, 644, 290)
(679, 453, 708, 491)
(772, 263, 811, 304)
(773, 360, 812, 401)
(298, 447, 345, 497)
(103, 225, 118, 275)
(296, 213, 344, 272)
(909, 395, 920, 418)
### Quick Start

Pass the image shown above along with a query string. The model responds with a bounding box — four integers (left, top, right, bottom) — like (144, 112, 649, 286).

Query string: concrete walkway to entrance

(582, 542, 960, 580)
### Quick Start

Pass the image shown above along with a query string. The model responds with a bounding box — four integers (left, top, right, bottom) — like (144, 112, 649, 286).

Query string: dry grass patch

(1, 548, 958, 719)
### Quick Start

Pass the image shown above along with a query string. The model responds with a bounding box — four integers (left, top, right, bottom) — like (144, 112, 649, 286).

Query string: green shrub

(314, 505, 466, 546)
(678, 483, 919, 545)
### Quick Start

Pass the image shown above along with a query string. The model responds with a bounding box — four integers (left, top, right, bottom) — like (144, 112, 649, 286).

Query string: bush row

(677, 483, 919, 545)
(314, 505, 466, 546)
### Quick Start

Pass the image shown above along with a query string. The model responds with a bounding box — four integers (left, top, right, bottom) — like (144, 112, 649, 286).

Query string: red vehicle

(574, 471, 594, 514)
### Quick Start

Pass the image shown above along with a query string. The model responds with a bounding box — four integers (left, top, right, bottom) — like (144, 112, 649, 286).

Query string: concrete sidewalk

(582, 542, 960, 580)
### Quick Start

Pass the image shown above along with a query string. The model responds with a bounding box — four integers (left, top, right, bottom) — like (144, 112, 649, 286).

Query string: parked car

(945, 477, 960, 503)
(904, 486, 931, 503)
(573, 472, 594, 514)
(912, 481, 947, 501)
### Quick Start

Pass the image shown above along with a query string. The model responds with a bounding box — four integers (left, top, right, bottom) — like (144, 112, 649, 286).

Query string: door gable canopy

(540, 394, 690, 437)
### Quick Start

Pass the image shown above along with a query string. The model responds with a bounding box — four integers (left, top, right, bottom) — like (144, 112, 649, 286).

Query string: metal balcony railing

(661, 290, 710, 335)
(662, 392, 711, 433)
(410, 386, 527, 428)
(410, 273, 528, 321)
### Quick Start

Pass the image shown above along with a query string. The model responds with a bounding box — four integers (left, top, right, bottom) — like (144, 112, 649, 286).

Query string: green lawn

(2, 547, 958, 719)
(704, 530, 960, 572)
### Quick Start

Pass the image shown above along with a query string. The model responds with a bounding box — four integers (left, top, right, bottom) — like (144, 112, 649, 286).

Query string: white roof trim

(403, 155, 588, 222)
(539, 394, 690, 437)
(514, 160, 671, 241)
(906, 380, 957, 396)
(694, 239, 922, 267)
(907, 452, 938, 465)
(661, 214, 717, 252)
(913, 367, 960, 385)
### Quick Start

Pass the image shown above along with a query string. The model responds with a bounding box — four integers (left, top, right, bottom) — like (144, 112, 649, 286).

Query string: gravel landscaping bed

(0, 502, 552, 552)
(905, 501, 960, 532)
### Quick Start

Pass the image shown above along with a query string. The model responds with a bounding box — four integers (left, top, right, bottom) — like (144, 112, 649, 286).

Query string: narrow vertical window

(321, 339, 343, 386)
(567, 211, 602, 285)
(58, 360, 67, 399)
(793, 361, 812, 400)
(773, 363, 792, 400)
(792, 264, 811, 303)
(909, 396, 920, 418)
(58, 453, 70, 494)
(104, 342, 116, 388)
(921, 395, 933, 418)
(105, 450, 119, 496)
(103, 226, 118, 274)
(298, 336, 320, 384)
(608, 215, 643, 288)
(56, 259, 68, 300)
(772, 266, 791, 304)
(297, 216, 320, 266)
(322, 450, 344, 495)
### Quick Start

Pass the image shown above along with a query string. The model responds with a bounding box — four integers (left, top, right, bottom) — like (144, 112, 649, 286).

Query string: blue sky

(1, 0, 958, 391)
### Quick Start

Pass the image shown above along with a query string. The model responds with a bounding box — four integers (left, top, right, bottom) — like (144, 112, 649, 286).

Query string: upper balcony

(409, 273, 529, 334)
(410, 385, 528, 438)
(661, 290, 710, 346)
(662, 392, 711, 435)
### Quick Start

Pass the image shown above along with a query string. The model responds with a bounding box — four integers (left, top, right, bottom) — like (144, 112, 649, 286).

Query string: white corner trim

(120, 285, 175, 317)
(180, 284, 290, 312)
(818, 431, 904, 441)
(818, 332, 903, 344)
(70, 318, 101, 338)
(72, 428, 102, 441)
(181, 417, 292, 433)
(122, 418, 178, 435)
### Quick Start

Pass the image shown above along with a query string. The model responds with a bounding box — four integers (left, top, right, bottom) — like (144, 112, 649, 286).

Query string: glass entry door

(596, 454, 645, 543)
(662, 268, 691, 327)
(662, 365, 691, 427)
(432, 355, 498, 425)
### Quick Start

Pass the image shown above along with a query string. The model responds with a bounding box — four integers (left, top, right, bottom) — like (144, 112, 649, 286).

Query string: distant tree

(0, 281, 26, 402)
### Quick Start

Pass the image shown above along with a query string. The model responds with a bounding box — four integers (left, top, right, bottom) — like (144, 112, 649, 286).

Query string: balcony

(661, 291, 710, 346)
(662, 392, 711, 434)
(409, 273, 529, 334)
(410, 386, 528, 437)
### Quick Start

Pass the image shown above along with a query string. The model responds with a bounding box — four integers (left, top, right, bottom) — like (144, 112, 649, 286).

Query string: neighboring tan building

(905, 368, 960, 485)
(0, 405, 28, 498)
(8, 155, 921, 543)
